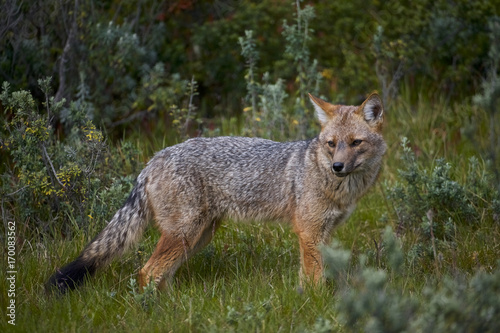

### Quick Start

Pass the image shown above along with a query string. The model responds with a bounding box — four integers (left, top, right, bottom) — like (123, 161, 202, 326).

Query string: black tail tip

(46, 258, 95, 294)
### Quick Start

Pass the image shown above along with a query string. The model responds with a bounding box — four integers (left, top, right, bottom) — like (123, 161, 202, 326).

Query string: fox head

(309, 93, 387, 178)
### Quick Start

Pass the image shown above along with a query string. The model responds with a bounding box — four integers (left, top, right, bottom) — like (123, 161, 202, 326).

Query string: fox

(47, 93, 386, 293)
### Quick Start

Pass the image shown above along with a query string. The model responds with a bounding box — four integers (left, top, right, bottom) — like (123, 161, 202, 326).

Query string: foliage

(225, 299, 272, 331)
(282, 0, 322, 137)
(239, 28, 292, 140)
(387, 137, 499, 234)
(132, 64, 202, 140)
(372, 25, 406, 108)
(0, 78, 138, 235)
(322, 229, 500, 333)
(128, 278, 157, 312)
(239, 29, 260, 124)
(239, 1, 321, 141)
(385, 137, 500, 267)
(1, 0, 499, 133)
(473, 17, 500, 184)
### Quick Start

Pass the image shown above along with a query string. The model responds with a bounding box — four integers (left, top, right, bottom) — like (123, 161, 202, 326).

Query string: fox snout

(331, 159, 360, 177)
(332, 162, 344, 172)
(331, 161, 350, 177)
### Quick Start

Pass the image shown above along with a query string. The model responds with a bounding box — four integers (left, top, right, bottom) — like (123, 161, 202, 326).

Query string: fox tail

(47, 177, 150, 293)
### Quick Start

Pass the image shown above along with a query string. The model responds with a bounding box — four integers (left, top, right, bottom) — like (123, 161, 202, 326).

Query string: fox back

(47, 93, 386, 293)
(144, 136, 310, 224)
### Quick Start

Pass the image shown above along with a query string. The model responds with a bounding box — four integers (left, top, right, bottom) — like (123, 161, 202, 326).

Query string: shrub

(386, 138, 499, 236)
(0, 78, 139, 236)
(239, 1, 321, 141)
(322, 228, 500, 333)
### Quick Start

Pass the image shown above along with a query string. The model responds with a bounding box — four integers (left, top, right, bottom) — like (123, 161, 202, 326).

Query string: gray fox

(47, 93, 386, 293)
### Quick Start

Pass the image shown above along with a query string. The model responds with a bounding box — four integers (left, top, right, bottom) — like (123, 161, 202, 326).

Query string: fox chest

(298, 189, 357, 232)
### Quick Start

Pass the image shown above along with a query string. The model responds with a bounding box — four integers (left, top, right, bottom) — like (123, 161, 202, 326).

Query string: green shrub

(239, 1, 321, 141)
(0, 78, 138, 236)
(387, 137, 499, 236)
(128, 278, 157, 312)
(473, 17, 500, 184)
(322, 228, 500, 333)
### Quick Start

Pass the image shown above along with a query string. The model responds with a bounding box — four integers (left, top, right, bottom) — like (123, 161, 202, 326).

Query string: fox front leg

(296, 231, 324, 285)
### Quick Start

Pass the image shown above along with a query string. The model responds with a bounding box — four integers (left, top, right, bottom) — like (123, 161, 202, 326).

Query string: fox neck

(329, 167, 379, 206)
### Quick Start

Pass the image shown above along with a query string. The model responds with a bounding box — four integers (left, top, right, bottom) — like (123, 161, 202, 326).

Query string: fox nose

(332, 162, 344, 172)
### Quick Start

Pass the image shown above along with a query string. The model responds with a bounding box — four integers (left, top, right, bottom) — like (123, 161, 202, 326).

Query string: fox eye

(352, 139, 363, 146)
(327, 141, 335, 148)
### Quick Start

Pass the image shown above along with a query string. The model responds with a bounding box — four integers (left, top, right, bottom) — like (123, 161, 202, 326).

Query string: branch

(110, 110, 150, 128)
(54, 0, 79, 103)
(5, 185, 28, 196)
(184, 75, 197, 135)
(0, 0, 22, 41)
(42, 144, 65, 188)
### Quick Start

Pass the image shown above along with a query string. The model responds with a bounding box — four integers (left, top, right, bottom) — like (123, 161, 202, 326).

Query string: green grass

(1, 96, 499, 332)
(2, 222, 338, 332)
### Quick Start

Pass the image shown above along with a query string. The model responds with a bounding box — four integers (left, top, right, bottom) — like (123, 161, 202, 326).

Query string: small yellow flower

(243, 107, 252, 112)
(321, 69, 334, 80)
(88, 214, 93, 219)
(255, 117, 261, 122)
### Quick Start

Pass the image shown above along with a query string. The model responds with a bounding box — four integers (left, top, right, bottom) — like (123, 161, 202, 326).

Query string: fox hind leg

(138, 220, 220, 291)
(138, 232, 185, 291)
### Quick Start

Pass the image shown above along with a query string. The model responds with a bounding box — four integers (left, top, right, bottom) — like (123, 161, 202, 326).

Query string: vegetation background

(1, 0, 500, 331)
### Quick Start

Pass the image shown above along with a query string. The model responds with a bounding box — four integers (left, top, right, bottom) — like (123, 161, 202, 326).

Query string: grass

(1, 95, 499, 332)
(2, 222, 338, 332)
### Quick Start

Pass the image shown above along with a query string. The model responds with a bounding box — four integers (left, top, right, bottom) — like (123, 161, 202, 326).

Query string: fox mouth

(331, 163, 361, 177)
(334, 172, 349, 178)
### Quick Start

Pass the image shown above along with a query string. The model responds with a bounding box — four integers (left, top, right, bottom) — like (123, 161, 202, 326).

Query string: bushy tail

(47, 178, 150, 293)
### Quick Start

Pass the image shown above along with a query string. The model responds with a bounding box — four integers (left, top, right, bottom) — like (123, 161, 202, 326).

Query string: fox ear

(309, 93, 335, 126)
(359, 93, 384, 126)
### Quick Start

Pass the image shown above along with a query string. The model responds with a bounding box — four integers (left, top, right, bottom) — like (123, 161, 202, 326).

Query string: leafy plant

(473, 17, 500, 185)
(385, 137, 500, 268)
(225, 299, 271, 331)
(282, 0, 321, 138)
(128, 278, 157, 312)
(0, 78, 138, 235)
(239, 1, 321, 141)
(387, 138, 499, 234)
(322, 229, 500, 333)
